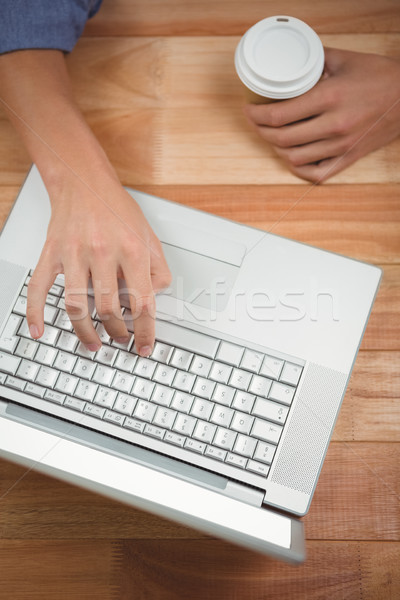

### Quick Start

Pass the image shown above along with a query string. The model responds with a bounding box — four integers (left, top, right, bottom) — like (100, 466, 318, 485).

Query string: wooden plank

(0, 539, 397, 599)
(1, 443, 398, 541)
(1, 183, 399, 263)
(1, 34, 399, 186)
(335, 352, 400, 442)
(0, 540, 120, 600)
(83, 0, 400, 36)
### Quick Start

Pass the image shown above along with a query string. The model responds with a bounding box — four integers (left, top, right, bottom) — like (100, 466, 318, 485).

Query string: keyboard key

(184, 439, 206, 454)
(232, 390, 255, 413)
(151, 384, 174, 407)
(13, 296, 28, 316)
(189, 355, 212, 377)
(94, 386, 117, 409)
(133, 399, 157, 423)
(84, 404, 106, 419)
(170, 349, 193, 371)
(64, 397, 86, 412)
(153, 364, 176, 386)
(72, 357, 95, 379)
(114, 350, 137, 373)
(246, 460, 270, 476)
(248, 375, 272, 398)
(164, 431, 186, 447)
(280, 362, 303, 386)
(95, 322, 110, 344)
(172, 370, 195, 393)
(96, 346, 118, 366)
(144, 424, 165, 439)
(0, 373, 6, 385)
(0, 314, 21, 352)
(54, 372, 79, 395)
(211, 383, 235, 407)
(124, 418, 145, 433)
(229, 368, 252, 391)
(44, 390, 66, 405)
(210, 405, 234, 427)
(209, 361, 232, 384)
(153, 407, 177, 429)
(35, 366, 58, 388)
(5, 376, 25, 391)
(171, 391, 194, 413)
(240, 349, 263, 373)
(192, 377, 215, 400)
(260, 355, 284, 380)
(104, 410, 125, 425)
(251, 419, 282, 445)
(43, 304, 58, 325)
(193, 420, 216, 444)
(205, 446, 226, 461)
(24, 382, 45, 397)
(252, 398, 289, 424)
(15, 337, 38, 360)
(40, 324, 59, 346)
(254, 441, 276, 465)
(114, 393, 137, 416)
(75, 380, 97, 401)
(76, 342, 96, 360)
(173, 413, 196, 436)
(213, 427, 237, 451)
(215, 341, 244, 366)
(230, 411, 254, 435)
(268, 382, 295, 406)
(134, 357, 157, 379)
(92, 365, 115, 386)
(45, 294, 59, 307)
(0, 351, 21, 375)
(132, 377, 155, 400)
(233, 434, 257, 458)
(190, 398, 213, 420)
(35, 344, 57, 366)
(54, 351, 77, 373)
(112, 371, 135, 393)
(54, 310, 73, 331)
(16, 359, 40, 382)
(225, 453, 247, 469)
(150, 342, 173, 364)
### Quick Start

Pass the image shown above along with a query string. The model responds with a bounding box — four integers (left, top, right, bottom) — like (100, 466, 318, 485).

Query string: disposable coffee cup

(235, 15, 325, 103)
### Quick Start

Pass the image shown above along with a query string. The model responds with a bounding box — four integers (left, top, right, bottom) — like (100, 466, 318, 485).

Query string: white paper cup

(235, 15, 325, 103)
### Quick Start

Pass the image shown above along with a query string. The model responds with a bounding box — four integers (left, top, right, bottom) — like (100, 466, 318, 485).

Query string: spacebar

(155, 320, 219, 358)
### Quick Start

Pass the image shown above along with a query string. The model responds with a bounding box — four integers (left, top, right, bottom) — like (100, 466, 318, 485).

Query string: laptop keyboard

(0, 273, 303, 490)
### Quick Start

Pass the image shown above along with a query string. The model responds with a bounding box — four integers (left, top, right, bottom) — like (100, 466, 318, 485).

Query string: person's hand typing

(243, 48, 400, 182)
(27, 174, 171, 356)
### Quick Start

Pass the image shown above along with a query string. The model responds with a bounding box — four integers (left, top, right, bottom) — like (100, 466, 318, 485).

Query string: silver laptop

(0, 166, 381, 563)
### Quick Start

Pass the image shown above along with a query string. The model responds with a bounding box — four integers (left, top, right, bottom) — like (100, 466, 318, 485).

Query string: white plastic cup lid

(235, 15, 325, 99)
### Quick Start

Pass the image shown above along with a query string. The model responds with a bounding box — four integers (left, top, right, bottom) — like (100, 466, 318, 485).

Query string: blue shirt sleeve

(0, 0, 103, 54)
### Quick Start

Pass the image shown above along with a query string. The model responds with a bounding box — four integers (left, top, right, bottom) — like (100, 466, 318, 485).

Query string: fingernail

(115, 336, 129, 344)
(86, 343, 101, 352)
(139, 345, 152, 357)
(29, 324, 39, 338)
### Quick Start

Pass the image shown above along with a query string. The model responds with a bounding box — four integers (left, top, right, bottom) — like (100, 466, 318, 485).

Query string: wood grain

(83, 0, 400, 36)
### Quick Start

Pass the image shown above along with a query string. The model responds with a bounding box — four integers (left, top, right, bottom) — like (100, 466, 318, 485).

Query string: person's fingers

(243, 83, 329, 129)
(122, 254, 156, 357)
(288, 151, 359, 183)
(272, 135, 351, 168)
(90, 265, 129, 343)
(64, 264, 101, 351)
(26, 249, 60, 339)
(149, 235, 172, 293)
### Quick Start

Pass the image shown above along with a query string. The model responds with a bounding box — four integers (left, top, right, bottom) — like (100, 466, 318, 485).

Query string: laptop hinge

(224, 480, 264, 507)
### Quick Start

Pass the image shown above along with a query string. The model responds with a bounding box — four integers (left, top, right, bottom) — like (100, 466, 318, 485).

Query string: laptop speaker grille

(271, 362, 348, 495)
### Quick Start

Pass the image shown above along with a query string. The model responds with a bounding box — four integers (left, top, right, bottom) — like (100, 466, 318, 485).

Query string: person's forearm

(0, 49, 118, 197)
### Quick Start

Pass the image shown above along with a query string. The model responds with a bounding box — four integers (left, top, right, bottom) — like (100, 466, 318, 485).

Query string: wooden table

(1, 1, 399, 597)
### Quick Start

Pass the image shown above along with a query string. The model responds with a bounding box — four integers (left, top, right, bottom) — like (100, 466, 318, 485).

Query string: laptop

(0, 166, 381, 563)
